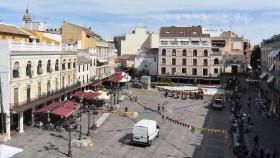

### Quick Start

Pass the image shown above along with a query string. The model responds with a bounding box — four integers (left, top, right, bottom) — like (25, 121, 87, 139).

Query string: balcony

(11, 83, 82, 113)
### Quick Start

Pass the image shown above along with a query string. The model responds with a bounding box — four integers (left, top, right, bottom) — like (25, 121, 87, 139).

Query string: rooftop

(0, 23, 30, 36)
(64, 22, 100, 37)
(160, 26, 210, 38)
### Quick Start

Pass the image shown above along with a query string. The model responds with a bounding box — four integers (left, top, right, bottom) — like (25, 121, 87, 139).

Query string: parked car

(211, 98, 224, 110)
(132, 119, 159, 146)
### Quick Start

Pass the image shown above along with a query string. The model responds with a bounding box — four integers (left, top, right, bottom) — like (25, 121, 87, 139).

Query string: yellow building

(23, 29, 60, 44)
(0, 23, 30, 42)
(62, 22, 99, 49)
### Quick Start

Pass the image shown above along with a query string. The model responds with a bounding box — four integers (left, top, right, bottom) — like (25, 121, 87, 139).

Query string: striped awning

(267, 76, 275, 83)
(270, 49, 280, 58)
(259, 72, 268, 79)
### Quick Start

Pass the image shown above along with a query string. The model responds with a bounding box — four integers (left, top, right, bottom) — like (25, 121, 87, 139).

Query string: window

(78, 65, 81, 72)
(172, 49, 176, 56)
(214, 68, 218, 74)
(68, 60, 71, 69)
(162, 49, 166, 56)
(26, 61, 32, 77)
(181, 41, 189, 45)
(170, 41, 178, 45)
(47, 80, 51, 94)
(93, 59, 96, 66)
(182, 68, 186, 74)
(73, 59, 76, 68)
(90, 59, 93, 67)
(62, 60, 66, 70)
(83, 65, 85, 72)
(47, 60, 52, 72)
(182, 49, 187, 56)
(68, 75, 70, 84)
(193, 59, 197, 66)
(172, 67, 176, 75)
(161, 67, 166, 74)
(87, 64, 89, 70)
(55, 59, 59, 71)
(203, 59, 208, 66)
(192, 68, 197, 75)
(182, 59, 186, 66)
(204, 50, 208, 56)
(26, 85, 31, 102)
(161, 41, 168, 45)
(13, 62, 19, 78)
(162, 58, 166, 65)
(193, 49, 197, 56)
(172, 58, 176, 65)
(37, 60, 43, 74)
(214, 58, 219, 65)
(203, 69, 208, 76)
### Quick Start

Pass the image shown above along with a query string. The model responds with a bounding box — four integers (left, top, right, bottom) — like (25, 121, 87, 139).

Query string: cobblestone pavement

(239, 88, 280, 155)
(7, 88, 234, 158)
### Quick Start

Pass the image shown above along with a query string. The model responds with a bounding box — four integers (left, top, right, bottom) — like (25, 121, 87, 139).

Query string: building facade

(158, 26, 222, 84)
(260, 35, 280, 116)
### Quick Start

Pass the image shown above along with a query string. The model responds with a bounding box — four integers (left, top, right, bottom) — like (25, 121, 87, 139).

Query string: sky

(0, 0, 280, 45)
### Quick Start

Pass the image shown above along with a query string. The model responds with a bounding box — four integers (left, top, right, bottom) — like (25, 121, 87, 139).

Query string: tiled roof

(64, 22, 100, 37)
(160, 26, 210, 38)
(0, 23, 30, 36)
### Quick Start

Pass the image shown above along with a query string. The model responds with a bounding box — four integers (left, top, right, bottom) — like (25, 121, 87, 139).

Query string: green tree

(250, 45, 261, 71)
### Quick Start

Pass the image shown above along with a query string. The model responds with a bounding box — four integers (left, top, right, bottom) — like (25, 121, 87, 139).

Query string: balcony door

(27, 85, 31, 102)
(14, 88, 19, 106)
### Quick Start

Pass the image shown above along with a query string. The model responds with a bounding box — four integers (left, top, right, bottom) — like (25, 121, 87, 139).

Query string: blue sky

(0, 0, 280, 45)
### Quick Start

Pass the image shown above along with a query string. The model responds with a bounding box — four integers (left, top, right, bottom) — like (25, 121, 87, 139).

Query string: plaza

(7, 88, 234, 158)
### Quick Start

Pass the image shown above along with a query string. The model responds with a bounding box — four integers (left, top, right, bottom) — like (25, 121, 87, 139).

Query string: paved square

(7, 88, 234, 158)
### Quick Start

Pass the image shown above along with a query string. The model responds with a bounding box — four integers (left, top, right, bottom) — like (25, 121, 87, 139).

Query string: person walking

(158, 104, 161, 112)
(125, 106, 128, 112)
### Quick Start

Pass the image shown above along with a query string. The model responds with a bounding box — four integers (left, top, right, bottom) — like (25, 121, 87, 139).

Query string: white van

(132, 119, 159, 146)
(211, 98, 224, 110)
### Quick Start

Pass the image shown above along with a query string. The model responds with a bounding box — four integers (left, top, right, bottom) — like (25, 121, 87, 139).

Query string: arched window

(55, 59, 59, 71)
(26, 61, 32, 76)
(162, 49, 166, 56)
(204, 50, 208, 57)
(13, 62, 19, 78)
(214, 58, 219, 65)
(47, 60, 52, 72)
(37, 60, 43, 74)
(73, 59, 76, 68)
(182, 49, 187, 56)
(68, 59, 71, 69)
(193, 49, 197, 56)
(172, 49, 176, 56)
(62, 59, 66, 70)
(90, 59, 93, 66)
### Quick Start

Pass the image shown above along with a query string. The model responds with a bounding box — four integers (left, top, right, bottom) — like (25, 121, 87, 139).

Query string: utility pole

(0, 77, 4, 134)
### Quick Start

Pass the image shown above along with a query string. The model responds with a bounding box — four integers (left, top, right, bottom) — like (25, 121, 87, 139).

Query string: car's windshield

(213, 99, 223, 105)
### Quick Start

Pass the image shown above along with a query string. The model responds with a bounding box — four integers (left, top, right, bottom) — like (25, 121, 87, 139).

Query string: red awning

(71, 91, 100, 99)
(35, 102, 61, 113)
(105, 73, 124, 82)
(52, 101, 80, 118)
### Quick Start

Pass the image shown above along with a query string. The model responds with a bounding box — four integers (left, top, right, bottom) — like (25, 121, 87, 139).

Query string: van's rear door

(133, 126, 148, 143)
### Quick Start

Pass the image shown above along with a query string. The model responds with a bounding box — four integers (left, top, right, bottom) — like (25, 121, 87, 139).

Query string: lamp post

(67, 120, 72, 157)
(117, 82, 120, 104)
(79, 97, 83, 140)
(86, 104, 91, 136)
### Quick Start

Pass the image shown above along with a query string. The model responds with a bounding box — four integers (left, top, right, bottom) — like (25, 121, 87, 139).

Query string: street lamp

(86, 103, 91, 136)
(67, 120, 72, 157)
(79, 97, 83, 140)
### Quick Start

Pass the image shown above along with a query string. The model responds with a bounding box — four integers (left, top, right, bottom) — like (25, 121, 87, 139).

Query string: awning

(97, 57, 107, 63)
(0, 144, 23, 158)
(259, 72, 268, 79)
(270, 49, 280, 58)
(96, 90, 110, 100)
(268, 64, 275, 72)
(71, 91, 100, 100)
(35, 102, 61, 113)
(52, 101, 80, 118)
(267, 76, 275, 83)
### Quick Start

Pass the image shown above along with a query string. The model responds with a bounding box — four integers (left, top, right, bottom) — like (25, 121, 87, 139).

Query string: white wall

(121, 27, 150, 55)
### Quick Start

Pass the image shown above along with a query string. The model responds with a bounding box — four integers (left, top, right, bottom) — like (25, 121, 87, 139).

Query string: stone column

(19, 111, 24, 133)
(31, 107, 35, 126)
(5, 112, 11, 140)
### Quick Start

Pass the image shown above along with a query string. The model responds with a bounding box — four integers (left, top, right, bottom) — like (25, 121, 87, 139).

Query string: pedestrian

(254, 134, 259, 146)
(165, 91, 168, 98)
(125, 106, 128, 112)
(158, 104, 161, 111)
(260, 149, 264, 158)
(162, 105, 165, 112)
(135, 96, 138, 102)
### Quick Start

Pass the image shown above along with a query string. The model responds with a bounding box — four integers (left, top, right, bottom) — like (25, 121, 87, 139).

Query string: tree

(250, 45, 261, 71)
